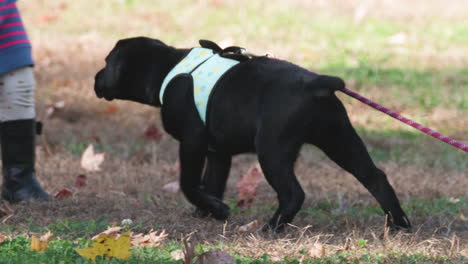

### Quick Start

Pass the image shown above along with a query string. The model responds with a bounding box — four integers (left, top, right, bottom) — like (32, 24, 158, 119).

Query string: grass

(0, 0, 466, 263)
(1, 225, 466, 264)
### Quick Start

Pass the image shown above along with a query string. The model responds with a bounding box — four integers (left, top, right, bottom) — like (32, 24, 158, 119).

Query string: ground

(0, 0, 467, 263)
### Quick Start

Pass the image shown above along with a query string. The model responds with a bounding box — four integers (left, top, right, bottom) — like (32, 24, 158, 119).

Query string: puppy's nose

(94, 69, 104, 97)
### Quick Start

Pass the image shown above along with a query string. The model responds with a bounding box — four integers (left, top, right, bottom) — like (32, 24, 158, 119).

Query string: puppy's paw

(210, 202, 230, 220)
(387, 215, 412, 233)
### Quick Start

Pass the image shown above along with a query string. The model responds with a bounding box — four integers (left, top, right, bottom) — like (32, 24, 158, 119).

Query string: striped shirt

(0, 0, 33, 75)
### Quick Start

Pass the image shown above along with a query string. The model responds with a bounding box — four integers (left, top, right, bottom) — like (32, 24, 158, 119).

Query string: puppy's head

(94, 37, 174, 106)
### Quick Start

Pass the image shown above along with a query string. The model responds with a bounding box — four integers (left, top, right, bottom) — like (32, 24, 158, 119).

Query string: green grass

(356, 128, 467, 170)
(320, 65, 468, 110)
(1, 233, 465, 264)
(1, 197, 465, 263)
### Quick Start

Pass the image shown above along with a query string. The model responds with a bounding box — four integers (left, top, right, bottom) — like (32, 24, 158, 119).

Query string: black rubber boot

(1, 119, 50, 203)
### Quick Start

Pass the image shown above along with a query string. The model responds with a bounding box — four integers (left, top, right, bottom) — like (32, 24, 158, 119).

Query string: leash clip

(240, 49, 275, 58)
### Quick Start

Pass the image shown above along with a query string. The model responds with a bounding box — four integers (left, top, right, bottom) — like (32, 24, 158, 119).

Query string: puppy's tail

(309, 75, 345, 97)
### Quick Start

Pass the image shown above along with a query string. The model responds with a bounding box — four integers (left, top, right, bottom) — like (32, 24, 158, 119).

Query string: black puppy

(94, 37, 411, 231)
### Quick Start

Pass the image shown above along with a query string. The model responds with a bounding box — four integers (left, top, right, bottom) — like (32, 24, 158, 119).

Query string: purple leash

(340, 87, 468, 153)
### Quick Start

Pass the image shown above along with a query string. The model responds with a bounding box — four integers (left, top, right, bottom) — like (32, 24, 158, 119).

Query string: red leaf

(38, 14, 60, 24)
(54, 188, 73, 200)
(143, 124, 163, 142)
(236, 164, 263, 210)
(75, 174, 87, 188)
(102, 104, 119, 115)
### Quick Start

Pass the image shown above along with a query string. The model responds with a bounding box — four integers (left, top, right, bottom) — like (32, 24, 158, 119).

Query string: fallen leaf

(0, 234, 7, 244)
(236, 220, 263, 233)
(171, 249, 185, 261)
(75, 174, 87, 188)
(30, 231, 53, 252)
(80, 144, 105, 172)
(76, 231, 131, 263)
(236, 164, 263, 210)
(38, 14, 60, 24)
(307, 243, 326, 258)
(45, 100, 65, 119)
(102, 104, 119, 115)
(461, 214, 468, 222)
(162, 181, 180, 193)
(131, 229, 168, 247)
(143, 124, 163, 142)
(54, 188, 73, 200)
(195, 250, 235, 264)
(92, 226, 122, 240)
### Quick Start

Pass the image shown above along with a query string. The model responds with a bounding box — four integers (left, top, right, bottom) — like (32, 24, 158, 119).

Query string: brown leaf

(236, 164, 263, 209)
(45, 100, 65, 119)
(40, 231, 53, 242)
(171, 249, 185, 261)
(195, 250, 235, 264)
(38, 14, 60, 24)
(75, 174, 87, 188)
(0, 233, 7, 244)
(30, 231, 53, 252)
(131, 229, 168, 247)
(143, 124, 163, 142)
(236, 220, 263, 233)
(92, 226, 123, 240)
(54, 188, 73, 200)
(102, 104, 119, 115)
(307, 243, 326, 258)
(80, 144, 105, 172)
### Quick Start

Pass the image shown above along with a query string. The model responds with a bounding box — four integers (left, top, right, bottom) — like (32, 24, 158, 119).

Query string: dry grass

(1, 0, 467, 261)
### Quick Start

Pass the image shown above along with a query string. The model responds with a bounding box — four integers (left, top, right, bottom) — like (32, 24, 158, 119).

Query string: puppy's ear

(309, 75, 345, 96)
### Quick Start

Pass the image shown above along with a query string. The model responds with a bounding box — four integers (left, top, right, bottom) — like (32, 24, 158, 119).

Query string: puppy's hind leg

(179, 135, 230, 221)
(256, 135, 305, 231)
(194, 151, 232, 217)
(309, 106, 411, 230)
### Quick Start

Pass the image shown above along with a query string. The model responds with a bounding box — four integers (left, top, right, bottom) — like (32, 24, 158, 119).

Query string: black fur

(94, 37, 411, 231)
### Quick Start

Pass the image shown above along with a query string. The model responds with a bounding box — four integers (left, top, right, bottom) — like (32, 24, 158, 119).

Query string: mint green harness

(159, 48, 240, 124)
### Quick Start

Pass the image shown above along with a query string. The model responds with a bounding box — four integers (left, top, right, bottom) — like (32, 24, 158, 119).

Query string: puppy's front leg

(194, 151, 232, 217)
(179, 139, 230, 220)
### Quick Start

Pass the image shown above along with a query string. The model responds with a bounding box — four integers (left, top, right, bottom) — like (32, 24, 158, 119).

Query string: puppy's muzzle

(94, 69, 113, 101)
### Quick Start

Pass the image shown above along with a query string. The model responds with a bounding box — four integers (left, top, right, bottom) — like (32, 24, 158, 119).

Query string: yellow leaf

(30, 231, 53, 252)
(461, 214, 468, 222)
(76, 231, 131, 263)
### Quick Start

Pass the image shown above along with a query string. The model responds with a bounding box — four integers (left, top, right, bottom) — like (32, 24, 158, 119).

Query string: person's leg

(0, 67, 50, 202)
